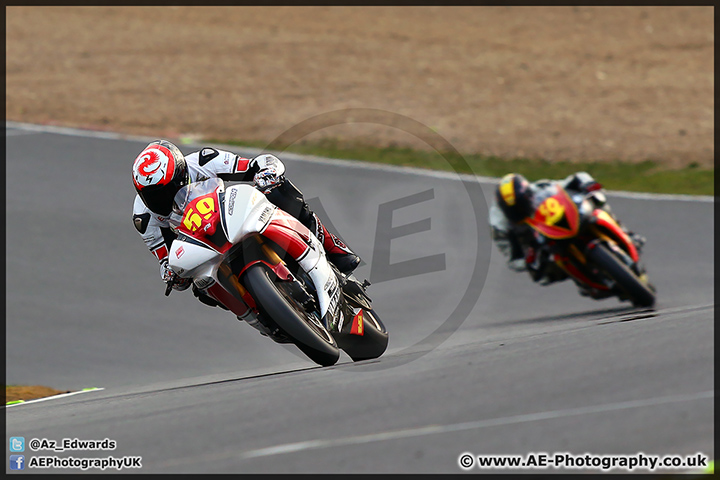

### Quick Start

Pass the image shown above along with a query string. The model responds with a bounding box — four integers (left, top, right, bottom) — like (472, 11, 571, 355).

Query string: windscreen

(169, 178, 224, 228)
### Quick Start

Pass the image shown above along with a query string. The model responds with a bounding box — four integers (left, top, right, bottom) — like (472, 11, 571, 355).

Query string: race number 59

(182, 196, 216, 232)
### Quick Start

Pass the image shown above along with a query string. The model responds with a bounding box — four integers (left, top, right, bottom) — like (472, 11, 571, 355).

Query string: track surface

(5, 125, 714, 474)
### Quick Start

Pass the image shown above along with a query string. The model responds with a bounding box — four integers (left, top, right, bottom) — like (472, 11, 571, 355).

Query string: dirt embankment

(6, 386, 68, 403)
(6, 6, 714, 168)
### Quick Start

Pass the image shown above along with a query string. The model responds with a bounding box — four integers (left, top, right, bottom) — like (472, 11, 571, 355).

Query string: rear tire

(334, 309, 389, 362)
(243, 264, 340, 366)
(587, 244, 656, 307)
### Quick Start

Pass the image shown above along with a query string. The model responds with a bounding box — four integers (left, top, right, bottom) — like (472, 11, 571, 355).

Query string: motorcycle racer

(132, 140, 359, 340)
(489, 172, 646, 298)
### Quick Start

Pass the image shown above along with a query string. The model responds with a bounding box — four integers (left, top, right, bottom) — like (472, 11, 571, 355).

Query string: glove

(254, 167, 283, 193)
(160, 260, 191, 292)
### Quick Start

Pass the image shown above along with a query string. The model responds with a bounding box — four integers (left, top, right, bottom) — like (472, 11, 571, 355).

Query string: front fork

(551, 230, 642, 292)
(210, 235, 296, 318)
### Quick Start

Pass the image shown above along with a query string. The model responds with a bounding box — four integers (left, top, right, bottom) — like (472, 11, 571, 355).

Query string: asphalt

(4, 125, 714, 474)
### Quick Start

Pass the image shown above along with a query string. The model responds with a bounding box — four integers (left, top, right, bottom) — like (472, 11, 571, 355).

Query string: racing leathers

(132, 147, 359, 339)
(489, 172, 645, 292)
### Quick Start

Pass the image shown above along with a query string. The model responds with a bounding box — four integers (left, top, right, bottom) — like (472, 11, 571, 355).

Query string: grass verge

(210, 138, 714, 196)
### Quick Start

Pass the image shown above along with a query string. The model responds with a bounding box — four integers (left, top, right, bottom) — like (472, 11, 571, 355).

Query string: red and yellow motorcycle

(523, 184, 655, 307)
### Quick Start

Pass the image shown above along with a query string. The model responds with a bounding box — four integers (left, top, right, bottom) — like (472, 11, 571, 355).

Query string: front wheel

(242, 264, 340, 366)
(587, 244, 656, 307)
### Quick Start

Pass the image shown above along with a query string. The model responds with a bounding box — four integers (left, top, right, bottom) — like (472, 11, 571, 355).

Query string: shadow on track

(479, 305, 646, 328)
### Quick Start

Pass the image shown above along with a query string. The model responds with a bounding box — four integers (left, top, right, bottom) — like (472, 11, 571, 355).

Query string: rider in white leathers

(132, 140, 359, 341)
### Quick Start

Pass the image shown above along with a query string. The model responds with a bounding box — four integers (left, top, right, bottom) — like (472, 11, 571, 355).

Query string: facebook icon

(10, 455, 25, 470)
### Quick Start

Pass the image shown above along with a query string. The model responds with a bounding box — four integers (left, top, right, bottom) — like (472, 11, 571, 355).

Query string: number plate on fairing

(177, 190, 232, 254)
(180, 194, 219, 236)
(525, 187, 580, 239)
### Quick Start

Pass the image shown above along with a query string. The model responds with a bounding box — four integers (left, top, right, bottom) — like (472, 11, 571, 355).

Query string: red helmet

(132, 140, 189, 216)
(496, 173, 533, 223)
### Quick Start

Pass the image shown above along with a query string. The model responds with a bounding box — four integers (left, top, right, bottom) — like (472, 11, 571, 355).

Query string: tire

(334, 309, 389, 362)
(242, 264, 340, 366)
(587, 244, 656, 307)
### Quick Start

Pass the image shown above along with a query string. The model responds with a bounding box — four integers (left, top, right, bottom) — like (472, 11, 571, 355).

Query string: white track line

(6, 121, 713, 202)
(239, 390, 714, 459)
(5, 129, 38, 137)
(6, 121, 152, 141)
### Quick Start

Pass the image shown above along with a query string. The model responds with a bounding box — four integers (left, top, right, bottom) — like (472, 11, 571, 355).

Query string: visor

(138, 171, 188, 217)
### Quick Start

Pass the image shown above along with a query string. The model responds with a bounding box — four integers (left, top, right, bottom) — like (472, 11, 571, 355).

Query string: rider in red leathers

(489, 172, 646, 298)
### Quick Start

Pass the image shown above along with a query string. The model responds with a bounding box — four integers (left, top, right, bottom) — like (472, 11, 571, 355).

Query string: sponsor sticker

(351, 309, 364, 336)
(258, 206, 273, 226)
(228, 189, 237, 215)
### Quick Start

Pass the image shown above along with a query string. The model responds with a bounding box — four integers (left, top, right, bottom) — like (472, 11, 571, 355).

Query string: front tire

(242, 264, 340, 366)
(587, 244, 656, 307)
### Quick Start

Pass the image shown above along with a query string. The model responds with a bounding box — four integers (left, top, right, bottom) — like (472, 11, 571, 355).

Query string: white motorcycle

(165, 178, 388, 366)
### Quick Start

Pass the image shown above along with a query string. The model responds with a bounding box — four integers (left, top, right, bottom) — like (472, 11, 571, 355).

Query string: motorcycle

(523, 183, 656, 307)
(164, 177, 388, 366)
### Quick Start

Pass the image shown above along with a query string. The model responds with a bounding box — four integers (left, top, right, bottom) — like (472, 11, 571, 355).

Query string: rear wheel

(335, 308, 389, 362)
(587, 244, 655, 307)
(242, 264, 340, 366)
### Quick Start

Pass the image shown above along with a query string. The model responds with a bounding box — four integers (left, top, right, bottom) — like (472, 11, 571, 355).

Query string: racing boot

(309, 213, 361, 274)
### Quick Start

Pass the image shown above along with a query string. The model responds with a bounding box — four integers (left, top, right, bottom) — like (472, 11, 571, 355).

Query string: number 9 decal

(538, 197, 565, 226)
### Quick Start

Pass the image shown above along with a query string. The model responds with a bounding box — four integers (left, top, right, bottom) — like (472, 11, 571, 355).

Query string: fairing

(524, 186, 580, 239)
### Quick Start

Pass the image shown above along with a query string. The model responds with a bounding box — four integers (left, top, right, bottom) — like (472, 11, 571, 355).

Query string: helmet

(132, 140, 189, 216)
(496, 173, 533, 223)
